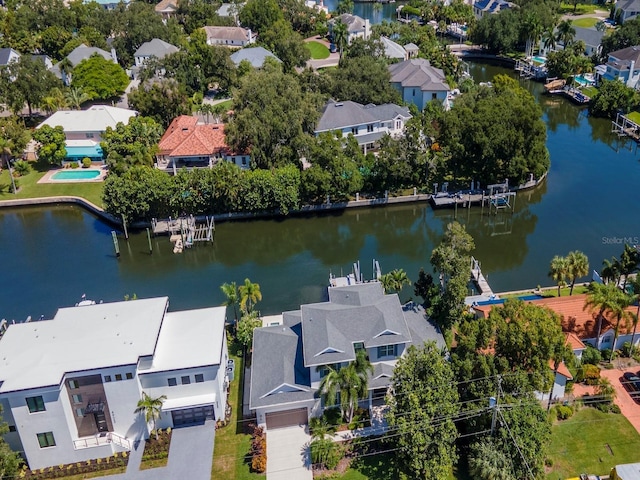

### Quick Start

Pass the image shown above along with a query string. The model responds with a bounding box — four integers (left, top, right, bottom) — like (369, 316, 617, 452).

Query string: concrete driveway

(266, 425, 312, 480)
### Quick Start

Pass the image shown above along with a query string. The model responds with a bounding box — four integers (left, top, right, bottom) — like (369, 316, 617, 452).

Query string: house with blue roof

(473, 0, 514, 19)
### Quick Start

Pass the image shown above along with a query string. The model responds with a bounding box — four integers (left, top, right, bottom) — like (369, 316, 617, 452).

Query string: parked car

(622, 372, 640, 393)
(329, 43, 337, 53)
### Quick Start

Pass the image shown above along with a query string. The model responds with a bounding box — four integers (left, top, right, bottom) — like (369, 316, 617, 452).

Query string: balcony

(73, 432, 131, 450)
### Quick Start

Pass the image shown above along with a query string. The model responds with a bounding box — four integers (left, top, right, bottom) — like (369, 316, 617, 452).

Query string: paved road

(560, 9, 609, 21)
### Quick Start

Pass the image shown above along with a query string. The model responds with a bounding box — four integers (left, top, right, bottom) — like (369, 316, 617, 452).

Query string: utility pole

(490, 375, 502, 436)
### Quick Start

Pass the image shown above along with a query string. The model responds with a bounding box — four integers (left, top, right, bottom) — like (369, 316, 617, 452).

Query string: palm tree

(606, 290, 635, 361)
(332, 20, 348, 60)
(380, 268, 411, 293)
(317, 350, 373, 423)
(566, 250, 589, 295)
(628, 275, 640, 350)
(59, 57, 74, 86)
(584, 282, 623, 349)
(602, 257, 622, 285)
(619, 244, 640, 290)
(523, 13, 543, 58)
(134, 392, 167, 440)
(239, 278, 262, 314)
(309, 416, 337, 441)
(549, 255, 568, 296)
(556, 20, 576, 47)
(65, 86, 90, 110)
(0, 137, 17, 195)
(220, 281, 239, 327)
(541, 27, 557, 54)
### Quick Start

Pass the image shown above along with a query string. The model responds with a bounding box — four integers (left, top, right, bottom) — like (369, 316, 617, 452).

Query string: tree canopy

(589, 79, 640, 119)
(32, 125, 66, 165)
(71, 54, 129, 101)
(128, 79, 191, 128)
(100, 116, 164, 173)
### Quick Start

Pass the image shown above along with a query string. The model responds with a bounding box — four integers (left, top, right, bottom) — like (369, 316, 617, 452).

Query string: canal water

(322, 0, 405, 24)
(1, 63, 640, 321)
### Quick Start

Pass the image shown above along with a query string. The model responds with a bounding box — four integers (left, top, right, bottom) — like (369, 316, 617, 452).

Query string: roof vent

(335, 103, 343, 107)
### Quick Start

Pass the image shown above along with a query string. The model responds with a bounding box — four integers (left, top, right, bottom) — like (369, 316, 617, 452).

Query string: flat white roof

(0, 298, 168, 394)
(162, 392, 216, 411)
(38, 105, 137, 133)
(140, 306, 227, 373)
(261, 314, 283, 328)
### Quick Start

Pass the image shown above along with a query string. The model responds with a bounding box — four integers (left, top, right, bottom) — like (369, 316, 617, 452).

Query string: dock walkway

(470, 256, 494, 297)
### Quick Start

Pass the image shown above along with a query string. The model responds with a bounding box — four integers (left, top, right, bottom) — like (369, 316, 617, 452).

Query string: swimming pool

(574, 74, 595, 87)
(51, 170, 102, 181)
(532, 56, 547, 64)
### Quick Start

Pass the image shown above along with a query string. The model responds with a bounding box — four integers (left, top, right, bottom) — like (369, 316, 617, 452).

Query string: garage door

(266, 408, 308, 429)
(171, 405, 215, 427)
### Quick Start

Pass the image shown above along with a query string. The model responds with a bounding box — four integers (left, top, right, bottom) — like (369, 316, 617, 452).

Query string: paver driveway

(266, 425, 312, 480)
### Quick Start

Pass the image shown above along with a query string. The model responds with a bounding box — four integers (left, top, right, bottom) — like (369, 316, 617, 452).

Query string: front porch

(73, 431, 131, 450)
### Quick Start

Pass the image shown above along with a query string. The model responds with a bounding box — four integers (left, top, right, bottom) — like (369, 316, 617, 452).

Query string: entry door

(95, 412, 108, 432)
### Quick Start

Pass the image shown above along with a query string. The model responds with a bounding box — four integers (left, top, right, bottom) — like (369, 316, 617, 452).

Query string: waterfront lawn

(0, 168, 104, 207)
(306, 41, 330, 59)
(572, 17, 599, 28)
(545, 408, 640, 479)
(211, 336, 264, 480)
(582, 86, 598, 98)
(626, 111, 640, 125)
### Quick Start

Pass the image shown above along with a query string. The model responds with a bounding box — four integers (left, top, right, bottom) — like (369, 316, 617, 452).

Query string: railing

(73, 432, 131, 450)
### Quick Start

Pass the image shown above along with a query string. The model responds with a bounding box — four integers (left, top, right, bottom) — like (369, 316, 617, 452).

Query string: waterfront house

(217, 2, 245, 21)
(388, 59, 451, 111)
(0, 297, 229, 470)
(0, 47, 20, 67)
(315, 99, 412, 153)
(155, 0, 179, 19)
(473, 294, 639, 352)
(616, 0, 640, 23)
(52, 44, 116, 86)
(473, 0, 514, 19)
(595, 45, 640, 89)
(249, 282, 445, 430)
(37, 105, 137, 162)
(203, 26, 255, 47)
(86, 0, 131, 9)
(156, 115, 250, 173)
(328, 13, 371, 45)
(380, 36, 408, 61)
(230, 46, 280, 68)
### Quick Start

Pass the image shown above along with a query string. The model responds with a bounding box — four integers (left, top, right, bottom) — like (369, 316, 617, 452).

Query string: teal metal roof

(65, 145, 104, 159)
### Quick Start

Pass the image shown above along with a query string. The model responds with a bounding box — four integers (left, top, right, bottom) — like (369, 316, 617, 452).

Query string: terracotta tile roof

(551, 360, 573, 380)
(155, 0, 178, 13)
(158, 116, 230, 157)
(474, 294, 637, 341)
(565, 332, 586, 351)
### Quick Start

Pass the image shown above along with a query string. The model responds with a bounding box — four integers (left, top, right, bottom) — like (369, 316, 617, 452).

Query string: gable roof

(389, 59, 450, 92)
(38, 105, 137, 133)
(618, 0, 640, 12)
(380, 36, 406, 60)
(203, 26, 251, 42)
(249, 320, 314, 409)
(474, 0, 513, 13)
(333, 13, 367, 33)
(316, 100, 411, 132)
(230, 46, 280, 68)
(404, 43, 419, 52)
(300, 283, 413, 367)
(565, 331, 586, 351)
(134, 38, 179, 59)
(573, 27, 605, 48)
(65, 44, 113, 67)
(0, 298, 168, 393)
(158, 115, 230, 157)
(551, 360, 573, 380)
(609, 45, 640, 65)
(369, 362, 395, 389)
(0, 48, 20, 66)
(155, 0, 179, 13)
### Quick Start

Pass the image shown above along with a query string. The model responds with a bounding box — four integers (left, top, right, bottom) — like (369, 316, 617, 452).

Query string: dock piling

(121, 214, 128, 240)
(146, 228, 152, 254)
(111, 231, 120, 258)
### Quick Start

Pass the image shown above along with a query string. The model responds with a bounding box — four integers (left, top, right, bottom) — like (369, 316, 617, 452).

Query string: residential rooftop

(389, 59, 450, 92)
(38, 105, 138, 133)
(157, 115, 230, 157)
(230, 46, 280, 68)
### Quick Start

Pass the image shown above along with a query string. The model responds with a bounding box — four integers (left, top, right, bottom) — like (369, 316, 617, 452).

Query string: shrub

(581, 345, 602, 365)
(601, 348, 612, 361)
(611, 404, 622, 414)
(310, 438, 342, 470)
(82, 157, 92, 168)
(13, 160, 31, 176)
(248, 423, 267, 473)
(556, 405, 574, 420)
(583, 364, 601, 385)
(545, 457, 553, 467)
(70, 162, 79, 169)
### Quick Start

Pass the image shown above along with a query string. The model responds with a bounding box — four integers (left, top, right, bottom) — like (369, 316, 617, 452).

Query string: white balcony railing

(73, 432, 131, 450)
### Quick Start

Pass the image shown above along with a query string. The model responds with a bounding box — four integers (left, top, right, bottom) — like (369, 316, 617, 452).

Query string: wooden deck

(471, 256, 494, 297)
(430, 193, 484, 208)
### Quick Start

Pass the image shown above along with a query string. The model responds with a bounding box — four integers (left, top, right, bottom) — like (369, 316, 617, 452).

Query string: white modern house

(595, 45, 640, 89)
(249, 282, 445, 430)
(37, 105, 138, 161)
(389, 59, 451, 111)
(315, 100, 412, 153)
(0, 297, 229, 470)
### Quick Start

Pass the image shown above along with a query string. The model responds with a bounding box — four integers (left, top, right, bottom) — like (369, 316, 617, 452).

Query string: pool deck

(38, 165, 108, 184)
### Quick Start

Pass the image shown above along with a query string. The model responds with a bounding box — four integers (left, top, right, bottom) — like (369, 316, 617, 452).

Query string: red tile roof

(565, 332, 586, 351)
(158, 116, 230, 158)
(551, 360, 573, 380)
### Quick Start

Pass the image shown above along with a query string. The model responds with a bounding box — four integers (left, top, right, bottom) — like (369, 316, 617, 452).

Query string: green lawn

(582, 86, 598, 98)
(626, 111, 640, 124)
(211, 336, 264, 480)
(545, 408, 640, 479)
(213, 99, 233, 111)
(0, 167, 105, 207)
(306, 41, 330, 60)
(572, 17, 599, 28)
(559, 3, 602, 14)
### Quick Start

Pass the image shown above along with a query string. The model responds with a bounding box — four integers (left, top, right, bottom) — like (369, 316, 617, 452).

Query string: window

(8, 425, 16, 432)
(432, 93, 437, 100)
(168, 378, 177, 387)
(72, 394, 82, 404)
(181, 376, 191, 385)
(37, 432, 56, 448)
(104, 375, 111, 382)
(395, 120, 402, 130)
(351, 127, 359, 135)
(75, 408, 84, 417)
(115, 374, 123, 381)
(195, 374, 204, 383)
(319, 366, 330, 378)
(68, 380, 79, 389)
(353, 342, 365, 353)
(413, 89, 416, 97)
(242, 157, 247, 166)
(26, 396, 45, 413)
(85, 133, 94, 139)
(377, 345, 396, 358)
(126, 372, 133, 380)
(367, 124, 374, 133)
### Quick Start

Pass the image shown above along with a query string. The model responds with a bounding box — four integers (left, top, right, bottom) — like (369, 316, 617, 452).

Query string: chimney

(110, 48, 118, 65)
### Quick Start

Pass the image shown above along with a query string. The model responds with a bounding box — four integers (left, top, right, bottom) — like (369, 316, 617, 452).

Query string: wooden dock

(612, 112, 640, 142)
(151, 215, 215, 253)
(430, 192, 484, 208)
(470, 256, 494, 297)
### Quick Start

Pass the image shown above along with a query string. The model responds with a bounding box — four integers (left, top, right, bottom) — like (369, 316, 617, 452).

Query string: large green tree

(100, 116, 163, 173)
(128, 79, 191, 128)
(239, 0, 284, 33)
(71, 54, 129, 101)
(387, 342, 459, 479)
(33, 125, 67, 166)
(440, 75, 549, 186)
(0, 55, 61, 116)
(589, 79, 640, 119)
(330, 55, 401, 105)
(225, 62, 321, 168)
(260, 20, 310, 71)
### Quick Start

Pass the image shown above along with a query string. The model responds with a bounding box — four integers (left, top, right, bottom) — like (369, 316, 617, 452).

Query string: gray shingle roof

(573, 27, 604, 48)
(65, 44, 113, 67)
(249, 321, 314, 409)
(230, 46, 280, 68)
(609, 45, 640, 64)
(368, 362, 394, 389)
(302, 283, 413, 367)
(389, 59, 450, 92)
(0, 48, 20, 66)
(316, 100, 411, 132)
(402, 303, 446, 350)
(203, 26, 251, 42)
(335, 13, 367, 33)
(134, 38, 179, 59)
(380, 36, 406, 60)
(618, 0, 640, 12)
